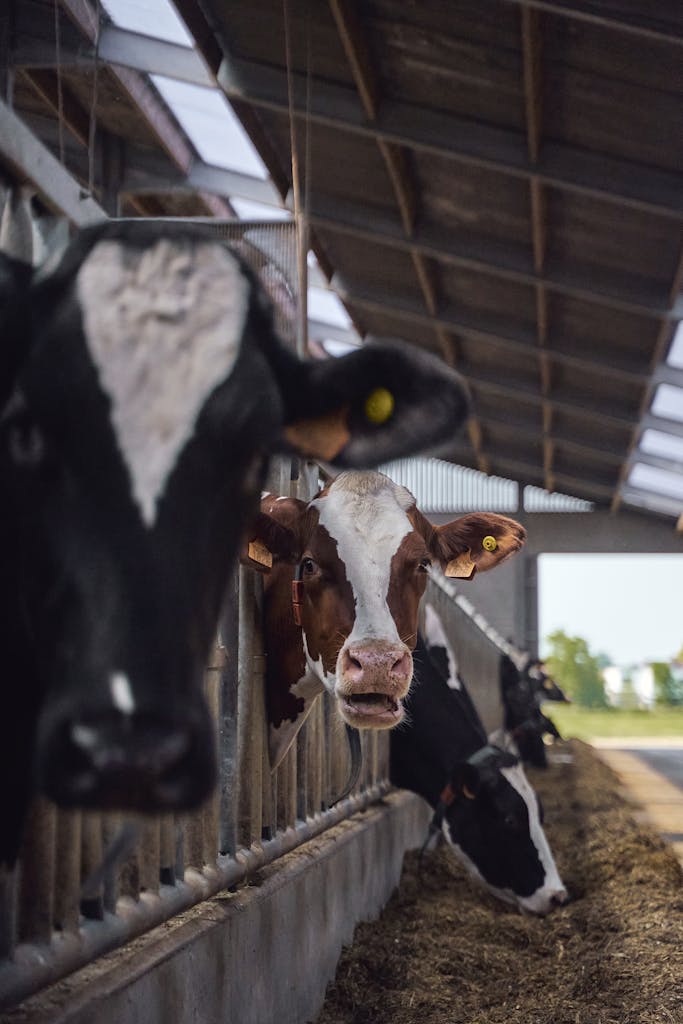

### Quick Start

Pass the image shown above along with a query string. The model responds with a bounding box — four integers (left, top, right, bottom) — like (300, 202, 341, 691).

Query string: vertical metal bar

(237, 567, 263, 848)
(17, 800, 56, 943)
(80, 813, 103, 921)
(218, 568, 240, 857)
(159, 815, 176, 886)
(0, 865, 18, 959)
(204, 652, 222, 869)
(101, 814, 120, 914)
(138, 819, 160, 896)
(53, 809, 81, 930)
(296, 717, 308, 821)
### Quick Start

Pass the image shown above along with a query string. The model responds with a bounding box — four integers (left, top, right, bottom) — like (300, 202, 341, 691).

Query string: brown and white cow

(246, 471, 526, 768)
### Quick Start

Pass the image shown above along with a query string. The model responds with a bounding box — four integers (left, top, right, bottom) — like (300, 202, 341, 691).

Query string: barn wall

(2, 792, 430, 1024)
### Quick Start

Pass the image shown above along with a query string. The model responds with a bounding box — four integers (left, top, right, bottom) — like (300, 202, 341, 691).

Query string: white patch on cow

(77, 238, 250, 526)
(276, 496, 288, 502)
(424, 603, 461, 689)
(500, 762, 566, 913)
(312, 473, 413, 652)
(110, 672, 135, 715)
(269, 671, 324, 769)
(303, 633, 337, 695)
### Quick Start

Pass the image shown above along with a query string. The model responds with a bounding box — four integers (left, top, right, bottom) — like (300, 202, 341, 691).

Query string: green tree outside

(652, 661, 683, 706)
(544, 630, 609, 708)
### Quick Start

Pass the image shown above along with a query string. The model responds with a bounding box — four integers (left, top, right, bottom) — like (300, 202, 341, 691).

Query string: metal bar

(0, 99, 105, 224)
(0, 783, 391, 1012)
(218, 56, 683, 220)
(17, 801, 56, 945)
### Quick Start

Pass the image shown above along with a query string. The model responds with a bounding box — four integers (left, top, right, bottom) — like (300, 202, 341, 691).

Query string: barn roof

(2, 0, 682, 521)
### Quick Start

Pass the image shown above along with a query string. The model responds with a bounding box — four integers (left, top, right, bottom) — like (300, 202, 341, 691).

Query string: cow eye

(417, 558, 432, 573)
(301, 557, 318, 577)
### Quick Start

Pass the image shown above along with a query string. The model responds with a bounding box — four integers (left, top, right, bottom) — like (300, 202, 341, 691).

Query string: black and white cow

(391, 604, 567, 915)
(499, 653, 565, 768)
(0, 222, 471, 865)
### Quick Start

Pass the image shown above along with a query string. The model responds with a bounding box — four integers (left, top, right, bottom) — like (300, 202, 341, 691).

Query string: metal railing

(423, 571, 524, 737)
(0, 457, 390, 1011)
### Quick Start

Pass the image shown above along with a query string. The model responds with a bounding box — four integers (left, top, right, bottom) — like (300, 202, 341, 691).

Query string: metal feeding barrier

(0, 453, 390, 1011)
(0, 216, 390, 1010)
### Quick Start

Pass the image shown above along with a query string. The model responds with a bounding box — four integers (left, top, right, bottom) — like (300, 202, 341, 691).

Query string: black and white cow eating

(391, 604, 567, 915)
(499, 653, 565, 768)
(0, 221, 471, 865)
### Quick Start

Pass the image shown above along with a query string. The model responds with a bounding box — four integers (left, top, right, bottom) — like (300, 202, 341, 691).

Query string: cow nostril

(342, 648, 365, 681)
(551, 890, 569, 907)
(391, 651, 412, 678)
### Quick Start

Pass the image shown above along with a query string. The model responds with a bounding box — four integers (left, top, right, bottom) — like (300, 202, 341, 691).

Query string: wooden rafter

(521, 6, 554, 493)
(328, 0, 489, 474)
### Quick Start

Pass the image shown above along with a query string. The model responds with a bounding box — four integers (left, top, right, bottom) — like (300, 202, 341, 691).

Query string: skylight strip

(101, 0, 193, 47)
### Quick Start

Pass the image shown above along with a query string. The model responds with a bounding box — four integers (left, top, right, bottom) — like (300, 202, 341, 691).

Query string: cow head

(0, 223, 471, 823)
(249, 472, 525, 765)
(441, 747, 568, 915)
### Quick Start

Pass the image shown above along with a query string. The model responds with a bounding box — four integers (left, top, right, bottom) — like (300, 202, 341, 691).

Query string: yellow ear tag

(482, 535, 498, 552)
(364, 387, 395, 424)
(445, 550, 476, 579)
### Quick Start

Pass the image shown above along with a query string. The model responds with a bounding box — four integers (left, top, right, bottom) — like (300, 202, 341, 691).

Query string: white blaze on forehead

(501, 762, 566, 910)
(312, 472, 414, 646)
(77, 238, 250, 526)
(110, 672, 135, 715)
(424, 602, 461, 689)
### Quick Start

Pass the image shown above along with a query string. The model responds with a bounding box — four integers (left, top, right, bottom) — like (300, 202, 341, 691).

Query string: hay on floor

(316, 740, 683, 1024)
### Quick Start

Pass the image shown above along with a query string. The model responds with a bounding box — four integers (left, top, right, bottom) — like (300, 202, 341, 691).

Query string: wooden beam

(328, 0, 378, 121)
(303, 194, 673, 319)
(377, 140, 416, 237)
(21, 68, 90, 146)
(335, 277, 650, 384)
(501, 0, 683, 47)
(218, 57, 683, 220)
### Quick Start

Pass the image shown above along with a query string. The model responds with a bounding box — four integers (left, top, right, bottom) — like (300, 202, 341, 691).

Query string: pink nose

(339, 641, 413, 697)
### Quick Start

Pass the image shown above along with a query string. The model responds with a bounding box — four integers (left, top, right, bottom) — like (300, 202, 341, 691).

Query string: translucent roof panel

(231, 198, 291, 222)
(668, 321, 683, 369)
(651, 383, 683, 423)
(101, 0, 193, 46)
(639, 428, 683, 462)
(307, 287, 352, 329)
(151, 77, 268, 177)
(628, 463, 683, 501)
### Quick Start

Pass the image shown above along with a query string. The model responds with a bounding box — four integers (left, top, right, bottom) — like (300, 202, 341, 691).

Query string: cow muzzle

(39, 708, 216, 813)
(336, 640, 413, 728)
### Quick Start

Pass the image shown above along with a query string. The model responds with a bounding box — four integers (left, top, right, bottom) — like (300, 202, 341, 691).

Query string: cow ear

(277, 341, 470, 466)
(241, 501, 304, 573)
(431, 512, 526, 580)
(450, 762, 481, 801)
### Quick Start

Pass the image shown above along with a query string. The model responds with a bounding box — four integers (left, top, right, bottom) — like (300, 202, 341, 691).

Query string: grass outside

(549, 703, 683, 740)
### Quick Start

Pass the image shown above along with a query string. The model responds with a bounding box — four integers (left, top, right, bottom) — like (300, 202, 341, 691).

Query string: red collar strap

(291, 562, 304, 627)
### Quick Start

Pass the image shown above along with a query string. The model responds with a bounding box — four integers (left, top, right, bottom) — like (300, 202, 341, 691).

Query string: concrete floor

(592, 740, 683, 868)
